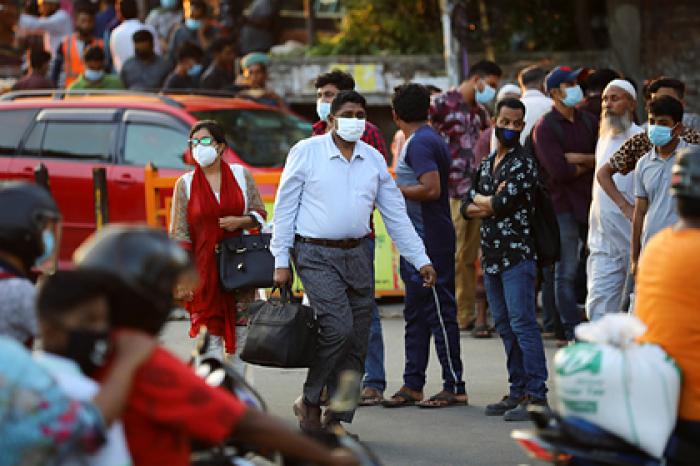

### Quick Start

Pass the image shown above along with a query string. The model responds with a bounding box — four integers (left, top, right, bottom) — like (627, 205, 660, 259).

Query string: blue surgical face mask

(185, 18, 201, 30)
(187, 63, 202, 77)
(160, 0, 177, 9)
(648, 123, 675, 147)
(476, 81, 496, 105)
(35, 229, 55, 266)
(84, 69, 104, 82)
(562, 84, 584, 107)
(316, 100, 331, 121)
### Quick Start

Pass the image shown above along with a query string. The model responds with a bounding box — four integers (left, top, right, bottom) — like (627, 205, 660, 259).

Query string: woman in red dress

(170, 120, 266, 364)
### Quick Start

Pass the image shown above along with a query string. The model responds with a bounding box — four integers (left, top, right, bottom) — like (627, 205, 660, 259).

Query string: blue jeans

(484, 259, 548, 400)
(555, 213, 587, 340)
(362, 239, 386, 392)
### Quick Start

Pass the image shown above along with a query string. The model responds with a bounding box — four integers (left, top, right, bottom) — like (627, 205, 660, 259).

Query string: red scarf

(186, 162, 245, 353)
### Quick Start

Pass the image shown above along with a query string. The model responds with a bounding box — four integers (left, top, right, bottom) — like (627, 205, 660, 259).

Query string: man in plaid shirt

(311, 69, 389, 407)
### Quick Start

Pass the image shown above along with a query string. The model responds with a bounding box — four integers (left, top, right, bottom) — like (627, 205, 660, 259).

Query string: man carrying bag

(271, 91, 435, 434)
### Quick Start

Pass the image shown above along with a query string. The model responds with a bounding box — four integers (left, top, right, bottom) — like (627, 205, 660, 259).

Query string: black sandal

(472, 324, 493, 339)
(381, 389, 422, 408)
(417, 391, 469, 409)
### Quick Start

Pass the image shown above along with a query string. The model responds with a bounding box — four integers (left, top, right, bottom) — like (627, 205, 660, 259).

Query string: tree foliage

(309, 0, 443, 56)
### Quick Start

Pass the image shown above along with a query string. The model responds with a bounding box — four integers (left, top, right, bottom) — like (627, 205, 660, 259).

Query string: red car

(0, 91, 311, 268)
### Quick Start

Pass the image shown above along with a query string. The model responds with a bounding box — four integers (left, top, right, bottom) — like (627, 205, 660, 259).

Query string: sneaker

(503, 397, 549, 422)
(485, 394, 524, 416)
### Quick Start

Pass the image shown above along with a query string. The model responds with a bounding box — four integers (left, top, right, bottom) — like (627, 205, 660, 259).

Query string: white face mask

(316, 100, 331, 121)
(335, 117, 366, 143)
(192, 144, 219, 167)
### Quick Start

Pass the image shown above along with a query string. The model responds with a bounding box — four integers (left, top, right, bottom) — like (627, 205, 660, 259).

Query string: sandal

(417, 391, 469, 409)
(381, 387, 423, 408)
(471, 324, 493, 339)
(359, 387, 384, 407)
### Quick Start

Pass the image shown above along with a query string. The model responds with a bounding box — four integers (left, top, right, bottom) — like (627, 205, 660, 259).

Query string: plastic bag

(554, 314, 681, 458)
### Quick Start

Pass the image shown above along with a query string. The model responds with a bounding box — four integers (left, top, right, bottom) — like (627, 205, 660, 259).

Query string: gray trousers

(292, 239, 374, 423)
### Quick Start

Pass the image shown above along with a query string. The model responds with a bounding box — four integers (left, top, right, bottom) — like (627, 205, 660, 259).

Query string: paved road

(161, 304, 560, 466)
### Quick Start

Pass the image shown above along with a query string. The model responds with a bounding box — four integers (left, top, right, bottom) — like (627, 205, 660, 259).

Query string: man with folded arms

(271, 90, 436, 434)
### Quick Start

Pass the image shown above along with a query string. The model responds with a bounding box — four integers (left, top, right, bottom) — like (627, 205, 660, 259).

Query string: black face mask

(495, 126, 521, 149)
(64, 329, 111, 376)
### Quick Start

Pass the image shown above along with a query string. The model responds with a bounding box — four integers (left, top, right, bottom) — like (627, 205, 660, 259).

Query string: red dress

(186, 163, 245, 353)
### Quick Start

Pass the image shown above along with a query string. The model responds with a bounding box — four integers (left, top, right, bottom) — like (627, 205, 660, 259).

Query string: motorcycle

(511, 405, 700, 466)
(189, 330, 382, 466)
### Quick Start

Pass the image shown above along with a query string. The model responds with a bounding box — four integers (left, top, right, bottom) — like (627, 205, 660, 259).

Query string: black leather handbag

(216, 233, 275, 292)
(240, 287, 318, 368)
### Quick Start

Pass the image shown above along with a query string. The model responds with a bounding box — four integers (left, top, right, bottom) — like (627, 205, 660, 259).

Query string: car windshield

(192, 109, 311, 168)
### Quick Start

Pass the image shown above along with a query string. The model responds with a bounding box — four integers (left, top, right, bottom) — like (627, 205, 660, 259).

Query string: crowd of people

(2, 3, 700, 460)
(265, 63, 700, 440)
(11, 0, 286, 107)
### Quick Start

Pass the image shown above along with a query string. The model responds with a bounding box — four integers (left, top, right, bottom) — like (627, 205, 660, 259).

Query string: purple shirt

(532, 107, 598, 224)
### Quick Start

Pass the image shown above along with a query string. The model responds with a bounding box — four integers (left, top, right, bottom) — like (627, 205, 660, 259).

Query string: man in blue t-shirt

(382, 84, 466, 408)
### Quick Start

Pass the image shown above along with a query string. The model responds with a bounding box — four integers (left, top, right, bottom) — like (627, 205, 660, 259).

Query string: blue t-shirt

(396, 125, 455, 255)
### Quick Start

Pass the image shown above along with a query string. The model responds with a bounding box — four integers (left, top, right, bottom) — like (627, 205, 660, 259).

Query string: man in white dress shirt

(518, 65, 553, 144)
(271, 90, 436, 432)
(586, 79, 642, 320)
(109, 0, 160, 73)
(18, 0, 72, 60)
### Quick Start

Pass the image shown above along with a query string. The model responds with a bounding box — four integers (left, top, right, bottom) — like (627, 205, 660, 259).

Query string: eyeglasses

(188, 136, 214, 146)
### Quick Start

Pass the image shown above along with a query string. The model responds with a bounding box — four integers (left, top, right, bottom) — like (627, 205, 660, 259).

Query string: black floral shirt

(462, 145, 538, 275)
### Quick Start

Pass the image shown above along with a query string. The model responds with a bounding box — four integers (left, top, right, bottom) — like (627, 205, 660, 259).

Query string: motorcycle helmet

(671, 145, 700, 200)
(74, 224, 192, 334)
(0, 182, 61, 272)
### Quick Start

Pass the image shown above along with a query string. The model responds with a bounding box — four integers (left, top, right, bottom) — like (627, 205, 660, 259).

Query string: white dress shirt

(588, 123, 643, 255)
(520, 89, 553, 144)
(271, 132, 431, 270)
(19, 10, 72, 60)
(109, 19, 161, 72)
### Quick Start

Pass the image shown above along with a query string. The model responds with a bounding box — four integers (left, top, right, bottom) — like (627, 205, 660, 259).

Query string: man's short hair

(468, 60, 502, 78)
(189, 0, 207, 14)
(392, 83, 430, 123)
(177, 41, 203, 62)
(330, 90, 366, 115)
(83, 44, 105, 63)
(648, 77, 686, 100)
(74, 3, 96, 16)
(496, 97, 526, 119)
(37, 270, 113, 320)
(132, 29, 154, 44)
(425, 84, 442, 95)
(314, 69, 355, 91)
(649, 95, 684, 124)
(208, 37, 234, 56)
(117, 0, 138, 19)
(584, 68, 620, 94)
(518, 65, 547, 89)
(29, 48, 51, 69)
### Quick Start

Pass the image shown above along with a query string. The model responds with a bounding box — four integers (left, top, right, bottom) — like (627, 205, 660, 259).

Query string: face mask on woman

(192, 143, 219, 167)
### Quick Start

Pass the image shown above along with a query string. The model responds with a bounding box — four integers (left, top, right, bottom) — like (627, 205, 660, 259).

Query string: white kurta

(586, 123, 643, 321)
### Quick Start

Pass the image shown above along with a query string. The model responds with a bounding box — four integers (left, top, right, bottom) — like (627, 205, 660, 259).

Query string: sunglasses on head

(188, 136, 215, 146)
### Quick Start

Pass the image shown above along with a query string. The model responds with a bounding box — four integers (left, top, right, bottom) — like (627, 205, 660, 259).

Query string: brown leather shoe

(293, 396, 322, 433)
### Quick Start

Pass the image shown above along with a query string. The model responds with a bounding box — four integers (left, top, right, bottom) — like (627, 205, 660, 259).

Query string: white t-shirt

(34, 353, 132, 466)
(520, 89, 554, 144)
(109, 19, 161, 72)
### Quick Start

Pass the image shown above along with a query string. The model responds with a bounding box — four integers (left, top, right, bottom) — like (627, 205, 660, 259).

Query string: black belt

(295, 234, 367, 249)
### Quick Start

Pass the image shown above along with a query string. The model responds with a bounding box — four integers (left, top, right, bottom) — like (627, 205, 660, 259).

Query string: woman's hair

(189, 120, 227, 145)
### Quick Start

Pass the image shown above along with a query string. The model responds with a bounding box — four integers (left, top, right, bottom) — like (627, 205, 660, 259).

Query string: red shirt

(312, 120, 389, 164)
(99, 347, 247, 466)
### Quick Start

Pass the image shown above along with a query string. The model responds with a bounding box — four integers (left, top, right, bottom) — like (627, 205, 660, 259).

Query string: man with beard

(49, 4, 100, 88)
(586, 80, 642, 320)
(120, 29, 171, 90)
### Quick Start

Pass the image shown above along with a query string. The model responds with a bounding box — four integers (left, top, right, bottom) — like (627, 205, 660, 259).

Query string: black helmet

(671, 146, 700, 200)
(0, 182, 61, 272)
(74, 225, 192, 334)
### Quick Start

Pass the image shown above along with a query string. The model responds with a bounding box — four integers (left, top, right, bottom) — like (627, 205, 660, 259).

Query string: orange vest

(62, 34, 104, 87)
